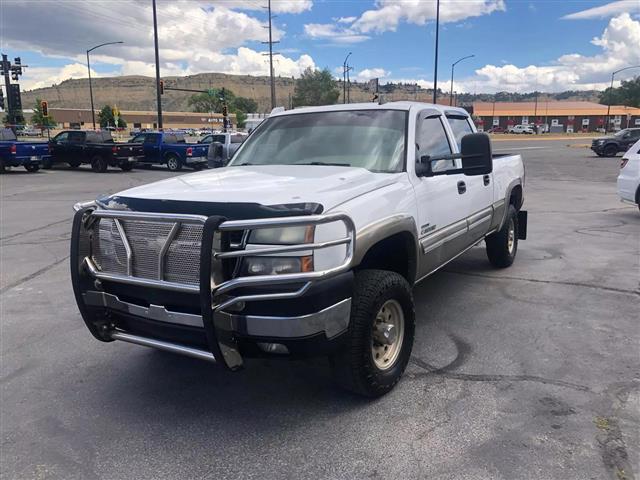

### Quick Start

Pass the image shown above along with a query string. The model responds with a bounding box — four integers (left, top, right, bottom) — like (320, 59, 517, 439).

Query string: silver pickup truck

(70, 102, 526, 397)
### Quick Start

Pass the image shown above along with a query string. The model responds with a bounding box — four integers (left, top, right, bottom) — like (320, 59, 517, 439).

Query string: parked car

(47, 130, 144, 172)
(70, 102, 527, 397)
(617, 139, 640, 210)
(201, 132, 248, 167)
(591, 128, 640, 157)
(508, 124, 534, 134)
(16, 127, 42, 137)
(128, 131, 208, 171)
(0, 128, 50, 173)
(487, 127, 505, 134)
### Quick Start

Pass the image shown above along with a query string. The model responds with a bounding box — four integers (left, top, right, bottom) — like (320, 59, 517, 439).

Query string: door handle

(457, 181, 466, 194)
(483, 174, 491, 186)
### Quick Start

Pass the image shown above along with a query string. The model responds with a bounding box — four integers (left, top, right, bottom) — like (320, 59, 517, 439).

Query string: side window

(131, 134, 146, 143)
(415, 115, 453, 173)
(54, 132, 69, 142)
(143, 135, 157, 144)
(69, 132, 85, 143)
(212, 135, 226, 143)
(447, 117, 474, 149)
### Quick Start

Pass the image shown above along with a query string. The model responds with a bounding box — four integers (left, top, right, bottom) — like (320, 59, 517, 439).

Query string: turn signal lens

(620, 158, 629, 169)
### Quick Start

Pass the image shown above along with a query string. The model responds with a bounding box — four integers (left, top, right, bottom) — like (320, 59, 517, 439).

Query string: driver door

(413, 111, 469, 277)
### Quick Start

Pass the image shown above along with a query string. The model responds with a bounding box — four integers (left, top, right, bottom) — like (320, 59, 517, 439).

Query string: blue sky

(1, 0, 639, 93)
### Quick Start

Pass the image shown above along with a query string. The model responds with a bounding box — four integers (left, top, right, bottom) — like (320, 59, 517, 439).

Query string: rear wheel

(603, 144, 618, 157)
(165, 155, 182, 171)
(25, 164, 40, 172)
(486, 204, 518, 268)
(91, 155, 108, 173)
(42, 158, 53, 169)
(330, 270, 415, 397)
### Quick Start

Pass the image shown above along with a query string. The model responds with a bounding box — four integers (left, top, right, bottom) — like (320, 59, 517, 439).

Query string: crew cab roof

(269, 101, 470, 118)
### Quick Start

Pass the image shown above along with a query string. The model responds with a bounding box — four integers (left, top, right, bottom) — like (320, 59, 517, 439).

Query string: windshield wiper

(235, 162, 253, 166)
(297, 161, 350, 167)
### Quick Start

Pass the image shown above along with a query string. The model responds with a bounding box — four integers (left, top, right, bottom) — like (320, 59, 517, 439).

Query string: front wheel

(486, 204, 518, 268)
(25, 164, 40, 172)
(330, 270, 415, 397)
(165, 155, 182, 171)
(603, 144, 618, 157)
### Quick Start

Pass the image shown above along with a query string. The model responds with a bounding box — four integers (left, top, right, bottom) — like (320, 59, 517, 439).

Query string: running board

(110, 331, 216, 363)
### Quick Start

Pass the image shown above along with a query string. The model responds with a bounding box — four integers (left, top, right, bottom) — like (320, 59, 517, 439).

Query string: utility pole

(152, 0, 163, 129)
(432, 0, 440, 104)
(262, 0, 278, 109)
(1, 54, 12, 116)
(342, 52, 352, 104)
(86, 41, 123, 129)
(605, 66, 640, 133)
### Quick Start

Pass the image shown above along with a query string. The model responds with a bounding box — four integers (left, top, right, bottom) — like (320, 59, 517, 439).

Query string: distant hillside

(21, 72, 602, 112)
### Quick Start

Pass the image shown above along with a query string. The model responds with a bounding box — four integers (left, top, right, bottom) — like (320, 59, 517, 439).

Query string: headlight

(239, 256, 313, 276)
(249, 226, 314, 245)
(597, 140, 605, 144)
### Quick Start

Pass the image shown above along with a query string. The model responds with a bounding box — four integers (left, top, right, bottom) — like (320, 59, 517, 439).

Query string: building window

(582, 118, 589, 126)
(522, 116, 529, 125)
(551, 119, 559, 126)
(492, 117, 499, 126)
(613, 115, 621, 125)
(566, 125, 574, 133)
(635, 118, 640, 126)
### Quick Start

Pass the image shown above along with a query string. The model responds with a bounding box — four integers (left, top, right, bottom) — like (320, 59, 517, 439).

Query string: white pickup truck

(71, 102, 526, 397)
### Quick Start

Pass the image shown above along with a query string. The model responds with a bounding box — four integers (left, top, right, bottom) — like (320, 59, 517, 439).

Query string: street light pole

(449, 54, 474, 106)
(343, 52, 352, 104)
(606, 65, 640, 132)
(432, 0, 440, 104)
(152, 0, 163, 130)
(86, 41, 123, 129)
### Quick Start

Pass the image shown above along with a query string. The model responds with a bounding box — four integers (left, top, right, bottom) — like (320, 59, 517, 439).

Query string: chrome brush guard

(70, 202, 356, 370)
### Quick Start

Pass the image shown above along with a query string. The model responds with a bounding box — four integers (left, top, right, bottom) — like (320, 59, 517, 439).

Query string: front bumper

(70, 205, 355, 370)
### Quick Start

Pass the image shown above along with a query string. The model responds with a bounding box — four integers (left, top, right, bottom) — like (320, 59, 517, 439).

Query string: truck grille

(92, 218, 203, 286)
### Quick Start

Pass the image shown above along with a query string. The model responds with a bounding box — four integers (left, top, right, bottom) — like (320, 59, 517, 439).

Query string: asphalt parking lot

(1, 139, 638, 480)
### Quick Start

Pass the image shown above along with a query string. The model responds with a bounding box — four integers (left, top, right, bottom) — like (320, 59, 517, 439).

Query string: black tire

(90, 155, 108, 173)
(486, 204, 518, 268)
(25, 164, 40, 172)
(603, 144, 618, 157)
(42, 158, 53, 169)
(120, 162, 134, 172)
(330, 270, 415, 398)
(165, 155, 182, 171)
(0, 161, 5, 173)
(68, 161, 81, 169)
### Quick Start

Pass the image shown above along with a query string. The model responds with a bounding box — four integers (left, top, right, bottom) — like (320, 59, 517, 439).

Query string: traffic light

(41, 100, 48, 117)
(159, 80, 164, 95)
(13, 57, 22, 75)
(222, 103, 228, 117)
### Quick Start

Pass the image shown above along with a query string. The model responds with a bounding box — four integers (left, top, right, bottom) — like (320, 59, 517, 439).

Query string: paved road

(1, 142, 638, 480)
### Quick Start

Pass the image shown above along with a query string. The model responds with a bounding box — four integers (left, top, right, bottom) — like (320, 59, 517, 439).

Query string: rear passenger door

(446, 113, 494, 242)
(413, 111, 469, 276)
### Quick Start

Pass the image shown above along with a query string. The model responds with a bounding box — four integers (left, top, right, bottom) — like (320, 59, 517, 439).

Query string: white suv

(617, 139, 640, 210)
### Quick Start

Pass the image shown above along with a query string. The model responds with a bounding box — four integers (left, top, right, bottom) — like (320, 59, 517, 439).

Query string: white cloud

(351, 0, 505, 34)
(355, 68, 389, 81)
(452, 13, 640, 93)
(304, 23, 371, 44)
(20, 63, 114, 91)
(336, 16, 357, 24)
(562, 0, 640, 20)
(1, 0, 315, 90)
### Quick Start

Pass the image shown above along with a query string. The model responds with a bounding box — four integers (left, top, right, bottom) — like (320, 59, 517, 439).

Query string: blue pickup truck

(129, 132, 208, 171)
(0, 128, 50, 173)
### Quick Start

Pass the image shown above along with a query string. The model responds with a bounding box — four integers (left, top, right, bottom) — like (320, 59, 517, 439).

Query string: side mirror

(415, 155, 433, 177)
(461, 133, 492, 176)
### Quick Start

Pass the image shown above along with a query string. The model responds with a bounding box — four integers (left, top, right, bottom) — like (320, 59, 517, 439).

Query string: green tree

(3, 109, 25, 127)
(188, 88, 234, 113)
(235, 111, 247, 129)
(232, 96, 258, 114)
(600, 76, 640, 108)
(97, 105, 127, 128)
(292, 68, 340, 107)
(31, 98, 56, 128)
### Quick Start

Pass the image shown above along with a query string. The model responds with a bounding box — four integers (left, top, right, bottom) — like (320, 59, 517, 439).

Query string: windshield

(229, 109, 407, 173)
(614, 129, 628, 137)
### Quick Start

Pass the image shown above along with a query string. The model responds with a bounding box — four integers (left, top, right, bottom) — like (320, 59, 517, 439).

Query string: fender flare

(353, 214, 419, 283)
(498, 178, 523, 230)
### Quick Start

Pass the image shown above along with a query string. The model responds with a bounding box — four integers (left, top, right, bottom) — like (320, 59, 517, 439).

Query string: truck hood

(101, 165, 400, 215)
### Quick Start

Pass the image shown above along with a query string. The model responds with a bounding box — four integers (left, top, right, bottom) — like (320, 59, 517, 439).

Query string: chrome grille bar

(158, 222, 180, 280)
(113, 218, 133, 276)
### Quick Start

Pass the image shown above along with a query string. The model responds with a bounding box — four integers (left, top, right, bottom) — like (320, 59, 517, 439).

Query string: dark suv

(591, 128, 640, 157)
